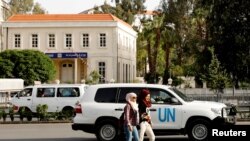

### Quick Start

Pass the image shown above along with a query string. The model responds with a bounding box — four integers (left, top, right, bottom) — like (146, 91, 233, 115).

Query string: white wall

(2, 19, 137, 83)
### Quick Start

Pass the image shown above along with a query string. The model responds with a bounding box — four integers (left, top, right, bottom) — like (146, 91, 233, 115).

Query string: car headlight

(211, 108, 228, 117)
(211, 108, 222, 115)
(222, 108, 228, 117)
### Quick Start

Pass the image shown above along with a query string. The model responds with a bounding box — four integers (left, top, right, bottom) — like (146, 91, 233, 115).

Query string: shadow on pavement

(0, 138, 97, 141)
(0, 137, 189, 141)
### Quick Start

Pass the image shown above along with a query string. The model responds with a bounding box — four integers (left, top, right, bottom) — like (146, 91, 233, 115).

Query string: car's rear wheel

(187, 119, 210, 141)
(62, 107, 74, 119)
(95, 120, 118, 141)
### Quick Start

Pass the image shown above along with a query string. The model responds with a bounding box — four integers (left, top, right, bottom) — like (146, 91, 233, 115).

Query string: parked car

(10, 84, 87, 118)
(72, 83, 236, 141)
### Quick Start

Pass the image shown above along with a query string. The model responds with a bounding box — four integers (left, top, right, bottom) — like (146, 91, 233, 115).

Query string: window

(94, 88, 117, 103)
(100, 33, 106, 47)
(57, 87, 80, 97)
(31, 34, 38, 48)
(118, 87, 142, 103)
(18, 88, 32, 97)
(148, 88, 174, 104)
(65, 34, 72, 48)
(37, 88, 55, 97)
(82, 33, 89, 47)
(99, 62, 106, 83)
(48, 34, 55, 48)
(14, 34, 21, 48)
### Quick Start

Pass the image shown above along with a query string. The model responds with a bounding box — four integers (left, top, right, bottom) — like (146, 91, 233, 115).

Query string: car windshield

(170, 88, 193, 102)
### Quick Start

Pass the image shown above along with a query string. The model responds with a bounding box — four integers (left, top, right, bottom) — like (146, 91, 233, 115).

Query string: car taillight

(75, 104, 82, 114)
(13, 105, 19, 111)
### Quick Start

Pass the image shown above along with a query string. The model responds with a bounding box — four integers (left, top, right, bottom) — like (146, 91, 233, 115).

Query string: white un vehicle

(72, 83, 236, 141)
(10, 84, 87, 120)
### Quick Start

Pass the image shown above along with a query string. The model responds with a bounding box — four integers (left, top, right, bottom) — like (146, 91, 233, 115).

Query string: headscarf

(125, 92, 138, 111)
(138, 89, 152, 107)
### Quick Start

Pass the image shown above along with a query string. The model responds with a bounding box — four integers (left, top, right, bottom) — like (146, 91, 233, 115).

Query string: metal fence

(178, 88, 250, 104)
(178, 88, 250, 120)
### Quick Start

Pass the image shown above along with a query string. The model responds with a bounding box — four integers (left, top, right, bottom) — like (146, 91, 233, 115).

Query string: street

(0, 123, 189, 141)
(0, 122, 249, 141)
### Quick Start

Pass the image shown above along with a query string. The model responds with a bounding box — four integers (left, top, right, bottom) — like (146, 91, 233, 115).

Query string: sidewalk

(236, 121, 250, 125)
(0, 116, 72, 124)
(1, 117, 249, 125)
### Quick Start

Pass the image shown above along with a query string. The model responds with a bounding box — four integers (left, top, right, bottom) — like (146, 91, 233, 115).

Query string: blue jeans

(124, 125, 139, 141)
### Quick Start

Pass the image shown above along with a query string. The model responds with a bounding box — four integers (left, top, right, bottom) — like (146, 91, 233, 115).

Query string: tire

(95, 119, 118, 141)
(62, 107, 74, 119)
(25, 108, 33, 121)
(187, 119, 210, 141)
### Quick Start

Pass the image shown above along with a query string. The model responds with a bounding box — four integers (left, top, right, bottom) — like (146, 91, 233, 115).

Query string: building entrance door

(61, 62, 74, 83)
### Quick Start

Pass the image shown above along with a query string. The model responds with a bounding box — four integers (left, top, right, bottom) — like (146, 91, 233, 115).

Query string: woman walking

(124, 92, 140, 141)
(138, 89, 155, 141)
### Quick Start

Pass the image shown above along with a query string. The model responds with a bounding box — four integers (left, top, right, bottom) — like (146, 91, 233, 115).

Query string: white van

(10, 84, 87, 118)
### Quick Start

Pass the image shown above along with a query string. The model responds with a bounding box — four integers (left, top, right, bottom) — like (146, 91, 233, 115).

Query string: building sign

(46, 52, 87, 58)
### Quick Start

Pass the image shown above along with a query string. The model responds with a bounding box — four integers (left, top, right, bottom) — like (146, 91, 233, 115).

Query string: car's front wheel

(95, 119, 118, 141)
(187, 119, 210, 141)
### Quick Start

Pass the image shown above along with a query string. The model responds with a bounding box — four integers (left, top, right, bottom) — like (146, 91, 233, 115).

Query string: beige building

(0, 0, 10, 51)
(0, 0, 9, 22)
(1, 14, 137, 83)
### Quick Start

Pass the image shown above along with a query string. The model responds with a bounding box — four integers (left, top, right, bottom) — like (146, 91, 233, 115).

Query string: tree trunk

(147, 39, 153, 73)
(152, 28, 161, 73)
(163, 43, 171, 84)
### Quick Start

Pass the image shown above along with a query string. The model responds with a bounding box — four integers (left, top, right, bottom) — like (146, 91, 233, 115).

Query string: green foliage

(0, 50, 56, 86)
(172, 77, 184, 87)
(36, 104, 48, 121)
(202, 48, 230, 93)
(95, 0, 145, 24)
(18, 107, 25, 121)
(200, 0, 250, 87)
(32, 2, 46, 14)
(144, 72, 160, 84)
(9, 0, 33, 14)
(1, 110, 7, 120)
(9, 107, 15, 121)
(8, 0, 46, 15)
(0, 58, 14, 78)
(171, 65, 183, 76)
(85, 70, 101, 84)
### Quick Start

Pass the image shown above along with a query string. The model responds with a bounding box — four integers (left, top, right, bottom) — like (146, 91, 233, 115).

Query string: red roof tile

(7, 14, 133, 29)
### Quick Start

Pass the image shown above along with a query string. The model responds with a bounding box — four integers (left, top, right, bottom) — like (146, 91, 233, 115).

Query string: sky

(34, 0, 161, 14)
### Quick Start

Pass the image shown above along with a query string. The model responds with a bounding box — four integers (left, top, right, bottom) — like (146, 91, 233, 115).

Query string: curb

(0, 120, 72, 124)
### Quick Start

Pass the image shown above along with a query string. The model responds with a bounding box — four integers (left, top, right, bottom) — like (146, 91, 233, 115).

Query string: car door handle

(150, 109, 157, 111)
(115, 108, 123, 111)
(27, 99, 31, 101)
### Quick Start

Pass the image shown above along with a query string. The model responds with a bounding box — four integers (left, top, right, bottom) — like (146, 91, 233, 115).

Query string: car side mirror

(171, 97, 180, 105)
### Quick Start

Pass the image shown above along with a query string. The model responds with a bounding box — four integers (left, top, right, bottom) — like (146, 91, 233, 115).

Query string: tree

(9, 0, 46, 15)
(140, 16, 164, 83)
(0, 50, 56, 86)
(202, 48, 230, 98)
(94, 0, 145, 24)
(202, 0, 250, 87)
(160, 0, 195, 85)
(32, 2, 46, 14)
(190, 0, 212, 87)
(93, 1, 116, 14)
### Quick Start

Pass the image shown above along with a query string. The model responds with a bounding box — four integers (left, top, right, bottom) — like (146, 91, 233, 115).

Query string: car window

(57, 87, 80, 97)
(19, 88, 33, 97)
(148, 88, 175, 104)
(118, 87, 142, 103)
(37, 88, 55, 97)
(94, 88, 117, 103)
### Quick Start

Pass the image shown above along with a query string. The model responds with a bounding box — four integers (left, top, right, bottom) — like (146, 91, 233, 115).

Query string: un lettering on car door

(150, 105, 182, 129)
(148, 88, 182, 129)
